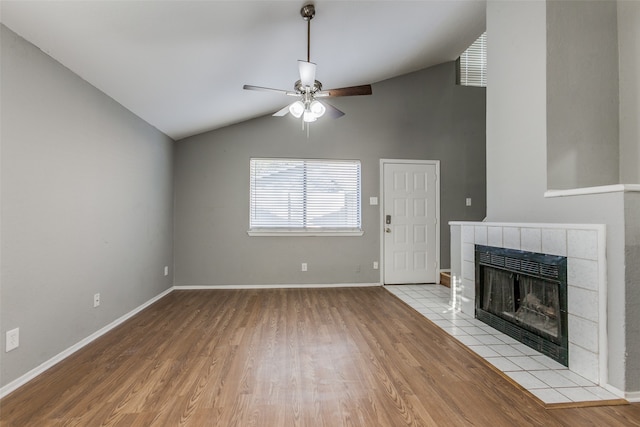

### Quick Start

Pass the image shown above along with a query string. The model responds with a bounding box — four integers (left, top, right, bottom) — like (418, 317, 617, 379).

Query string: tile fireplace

(449, 222, 607, 386)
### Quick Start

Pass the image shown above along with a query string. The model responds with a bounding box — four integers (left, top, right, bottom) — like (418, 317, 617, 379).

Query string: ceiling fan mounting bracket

(300, 4, 315, 21)
(294, 79, 322, 94)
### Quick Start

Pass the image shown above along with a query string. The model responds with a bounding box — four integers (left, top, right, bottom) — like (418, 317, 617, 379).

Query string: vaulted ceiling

(1, 1, 486, 140)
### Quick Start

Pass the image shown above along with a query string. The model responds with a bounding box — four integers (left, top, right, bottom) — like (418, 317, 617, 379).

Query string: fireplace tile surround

(449, 222, 607, 389)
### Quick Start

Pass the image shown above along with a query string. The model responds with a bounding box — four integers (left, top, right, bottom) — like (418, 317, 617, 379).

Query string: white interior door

(382, 161, 438, 284)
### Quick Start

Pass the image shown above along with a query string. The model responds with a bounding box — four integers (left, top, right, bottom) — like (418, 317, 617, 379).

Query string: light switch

(466, 197, 472, 206)
(369, 197, 378, 206)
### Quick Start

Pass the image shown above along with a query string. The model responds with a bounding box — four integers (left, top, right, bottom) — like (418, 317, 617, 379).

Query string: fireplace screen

(482, 270, 561, 341)
(475, 245, 568, 365)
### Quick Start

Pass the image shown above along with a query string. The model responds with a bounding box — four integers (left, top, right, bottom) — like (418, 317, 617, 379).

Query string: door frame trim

(379, 159, 441, 285)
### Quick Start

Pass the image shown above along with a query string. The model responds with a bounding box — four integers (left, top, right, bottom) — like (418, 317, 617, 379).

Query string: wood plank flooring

(1, 287, 639, 426)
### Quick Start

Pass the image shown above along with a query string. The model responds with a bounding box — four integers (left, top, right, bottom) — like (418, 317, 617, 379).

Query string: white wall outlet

(301, 262, 308, 272)
(164, 266, 169, 276)
(466, 197, 472, 206)
(373, 261, 379, 270)
(6, 328, 19, 352)
(94, 293, 100, 308)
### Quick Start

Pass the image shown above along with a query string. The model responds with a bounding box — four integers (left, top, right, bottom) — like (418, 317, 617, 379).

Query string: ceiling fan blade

(298, 60, 316, 87)
(321, 101, 345, 119)
(273, 105, 291, 117)
(316, 85, 373, 98)
(243, 85, 297, 96)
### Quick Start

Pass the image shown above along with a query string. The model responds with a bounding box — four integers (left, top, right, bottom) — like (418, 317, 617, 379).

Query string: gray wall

(618, 0, 640, 184)
(174, 61, 486, 286)
(0, 25, 174, 388)
(486, 0, 639, 393)
(624, 191, 640, 392)
(619, 0, 640, 394)
(547, 0, 619, 190)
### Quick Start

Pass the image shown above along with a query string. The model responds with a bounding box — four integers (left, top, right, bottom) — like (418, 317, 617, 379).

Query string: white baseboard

(0, 287, 173, 399)
(3, 282, 640, 406)
(603, 383, 640, 402)
(1, 282, 380, 398)
(625, 390, 640, 403)
(175, 282, 382, 290)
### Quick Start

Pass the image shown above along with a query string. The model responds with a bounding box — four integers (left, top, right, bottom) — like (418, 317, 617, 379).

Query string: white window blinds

(250, 158, 361, 233)
(457, 32, 487, 87)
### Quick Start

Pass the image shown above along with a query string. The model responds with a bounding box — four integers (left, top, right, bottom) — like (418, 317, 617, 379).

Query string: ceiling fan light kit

(243, 3, 372, 130)
(289, 99, 325, 122)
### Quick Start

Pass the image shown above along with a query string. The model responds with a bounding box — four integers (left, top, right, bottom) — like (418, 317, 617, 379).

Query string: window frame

(247, 158, 363, 237)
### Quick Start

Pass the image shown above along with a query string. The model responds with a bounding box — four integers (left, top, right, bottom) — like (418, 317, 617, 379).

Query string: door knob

(385, 227, 391, 233)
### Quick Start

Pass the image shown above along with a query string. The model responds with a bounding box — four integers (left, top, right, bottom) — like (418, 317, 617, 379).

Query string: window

(249, 158, 362, 236)
(456, 32, 487, 87)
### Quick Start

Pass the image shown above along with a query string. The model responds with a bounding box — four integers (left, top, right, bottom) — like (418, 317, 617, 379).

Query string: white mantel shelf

(544, 183, 640, 198)
(449, 221, 605, 229)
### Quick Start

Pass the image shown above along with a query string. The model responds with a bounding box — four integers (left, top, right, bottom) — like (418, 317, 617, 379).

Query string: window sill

(247, 229, 364, 237)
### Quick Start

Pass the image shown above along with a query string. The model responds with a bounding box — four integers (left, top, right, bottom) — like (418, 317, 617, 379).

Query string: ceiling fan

(243, 4, 373, 128)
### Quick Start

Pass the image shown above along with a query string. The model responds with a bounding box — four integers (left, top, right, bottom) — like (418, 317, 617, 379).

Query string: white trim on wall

(545, 184, 640, 198)
(175, 283, 382, 290)
(0, 282, 383, 399)
(624, 390, 640, 403)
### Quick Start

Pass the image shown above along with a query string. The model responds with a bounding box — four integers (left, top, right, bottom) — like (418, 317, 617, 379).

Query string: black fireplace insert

(475, 245, 568, 366)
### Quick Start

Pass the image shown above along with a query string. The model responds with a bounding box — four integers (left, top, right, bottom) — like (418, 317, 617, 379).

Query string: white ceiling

(1, 1, 486, 140)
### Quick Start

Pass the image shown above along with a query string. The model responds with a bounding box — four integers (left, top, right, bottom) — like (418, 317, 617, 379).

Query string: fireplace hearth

(475, 245, 568, 366)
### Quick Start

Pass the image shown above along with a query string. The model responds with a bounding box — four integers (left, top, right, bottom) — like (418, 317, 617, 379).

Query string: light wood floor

(1, 287, 639, 426)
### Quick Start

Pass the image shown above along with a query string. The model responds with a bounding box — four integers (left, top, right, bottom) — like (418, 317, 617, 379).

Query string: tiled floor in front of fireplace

(384, 284, 623, 406)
